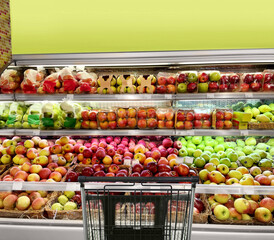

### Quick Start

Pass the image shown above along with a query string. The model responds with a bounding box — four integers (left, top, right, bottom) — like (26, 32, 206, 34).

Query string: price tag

(51, 155, 59, 163)
(165, 94, 172, 100)
(143, 95, 151, 99)
(13, 182, 23, 191)
(186, 130, 194, 136)
(66, 182, 78, 191)
(243, 186, 255, 195)
(130, 130, 139, 136)
(131, 160, 139, 166)
(184, 157, 194, 165)
(207, 93, 214, 99)
(32, 130, 40, 136)
(123, 159, 132, 166)
(245, 93, 253, 98)
(66, 94, 74, 100)
(175, 157, 184, 164)
(241, 130, 249, 136)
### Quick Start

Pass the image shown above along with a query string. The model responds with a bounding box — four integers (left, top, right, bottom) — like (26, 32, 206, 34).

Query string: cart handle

(78, 176, 199, 184)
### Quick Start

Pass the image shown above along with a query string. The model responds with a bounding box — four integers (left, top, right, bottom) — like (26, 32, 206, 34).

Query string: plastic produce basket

(79, 176, 198, 240)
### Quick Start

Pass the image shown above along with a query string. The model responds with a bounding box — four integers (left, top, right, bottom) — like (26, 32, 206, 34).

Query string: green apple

(230, 162, 238, 168)
(64, 191, 75, 199)
(199, 169, 209, 181)
(216, 164, 229, 175)
(214, 205, 230, 220)
(198, 83, 208, 93)
(185, 136, 192, 141)
(209, 158, 220, 166)
(192, 136, 203, 145)
(234, 198, 251, 214)
(242, 214, 252, 220)
(205, 140, 215, 147)
(227, 151, 238, 162)
(228, 170, 243, 180)
(204, 163, 216, 172)
(210, 153, 220, 159)
(249, 153, 261, 163)
(239, 156, 254, 168)
(193, 149, 203, 158)
(245, 137, 256, 146)
(187, 143, 196, 150)
(239, 175, 254, 185)
(58, 195, 69, 206)
(177, 83, 187, 93)
(51, 203, 64, 211)
(236, 139, 245, 148)
(236, 150, 245, 157)
(178, 148, 188, 157)
(214, 145, 225, 153)
(216, 137, 225, 143)
(219, 158, 231, 167)
(217, 151, 226, 159)
(203, 136, 212, 142)
(194, 157, 206, 168)
(258, 158, 272, 168)
(197, 143, 205, 150)
(209, 71, 221, 82)
(200, 153, 210, 162)
(214, 194, 231, 204)
(204, 146, 214, 153)
(188, 72, 198, 82)
(243, 146, 253, 155)
(254, 150, 267, 159)
(187, 148, 195, 156)
(178, 137, 187, 146)
(63, 201, 77, 211)
(225, 149, 234, 156)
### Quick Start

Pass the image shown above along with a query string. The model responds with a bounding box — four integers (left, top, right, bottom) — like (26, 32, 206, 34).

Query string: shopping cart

(79, 176, 199, 240)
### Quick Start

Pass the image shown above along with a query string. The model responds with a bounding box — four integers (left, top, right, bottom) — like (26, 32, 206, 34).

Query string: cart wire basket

(79, 176, 199, 240)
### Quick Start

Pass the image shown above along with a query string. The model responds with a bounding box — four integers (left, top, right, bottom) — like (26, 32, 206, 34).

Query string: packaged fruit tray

(0, 191, 52, 219)
(45, 191, 83, 220)
(248, 122, 274, 130)
(115, 107, 137, 129)
(0, 165, 72, 183)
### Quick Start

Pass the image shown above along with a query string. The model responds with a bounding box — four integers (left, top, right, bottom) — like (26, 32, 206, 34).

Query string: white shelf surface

(0, 219, 273, 240)
(14, 129, 274, 136)
(13, 92, 274, 101)
(1, 182, 274, 195)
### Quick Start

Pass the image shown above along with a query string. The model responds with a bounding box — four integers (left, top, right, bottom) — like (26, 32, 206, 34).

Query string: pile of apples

(0, 190, 49, 211)
(199, 165, 274, 186)
(51, 191, 81, 211)
(209, 194, 274, 223)
(0, 136, 77, 182)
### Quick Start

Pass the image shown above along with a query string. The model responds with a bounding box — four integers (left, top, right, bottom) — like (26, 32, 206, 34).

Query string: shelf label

(241, 130, 249, 136)
(245, 93, 253, 98)
(131, 159, 139, 166)
(66, 94, 74, 100)
(66, 183, 78, 191)
(12, 182, 23, 190)
(143, 95, 151, 99)
(185, 130, 194, 135)
(123, 159, 132, 166)
(243, 187, 255, 195)
(32, 130, 40, 135)
(184, 157, 194, 165)
(175, 157, 184, 164)
(207, 93, 214, 99)
(165, 94, 172, 100)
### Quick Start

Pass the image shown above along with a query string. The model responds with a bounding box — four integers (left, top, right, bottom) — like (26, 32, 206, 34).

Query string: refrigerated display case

(0, 49, 274, 240)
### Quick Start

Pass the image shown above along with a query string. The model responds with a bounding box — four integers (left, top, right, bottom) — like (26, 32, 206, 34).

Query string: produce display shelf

(1, 181, 274, 195)
(0, 221, 273, 240)
(14, 93, 175, 101)
(12, 92, 274, 102)
(14, 129, 176, 136)
(0, 129, 15, 135)
(175, 129, 274, 136)
(0, 94, 14, 101)
(13, 129, 274, 136)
